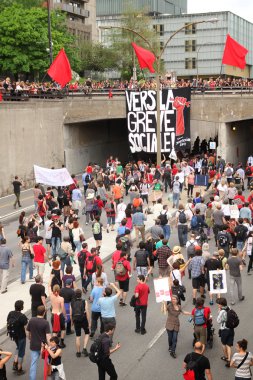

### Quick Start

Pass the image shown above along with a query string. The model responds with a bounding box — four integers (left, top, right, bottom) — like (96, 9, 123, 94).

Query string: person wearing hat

(167, 246, 185, 269)
(204, 252, 223, 305)
(60, 279, 75, 335)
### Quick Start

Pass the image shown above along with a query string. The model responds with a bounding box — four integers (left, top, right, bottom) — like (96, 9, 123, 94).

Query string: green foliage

(108, 6, 162, 76)
(0, 0, 44, 12)
(79, 41, 120, 73)
(0, 3, 80, 77)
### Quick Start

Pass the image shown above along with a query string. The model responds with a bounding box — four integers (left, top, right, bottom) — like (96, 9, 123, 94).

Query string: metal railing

(2, 86, 253, 101)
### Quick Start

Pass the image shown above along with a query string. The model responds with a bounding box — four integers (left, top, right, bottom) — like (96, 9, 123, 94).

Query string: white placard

(209, 270, 227, 294)
(153, 277, 171, 303)
(34, 165, 74, 186)
(230, 205, 239, 219)
(209, 142, 216, 149)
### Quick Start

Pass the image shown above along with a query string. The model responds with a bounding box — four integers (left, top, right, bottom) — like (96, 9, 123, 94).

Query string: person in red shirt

(111, 244, 122, 268)
(83, 248, 102, 293)
(134, 275, 150, 334)
(233, 190, 245, 209)
(191, 297, 211, 353)
(33, 236, 47, 279)
(94, 195, 104, 216)
(69, 174, 77, 192)
(113, 251, 131, 306)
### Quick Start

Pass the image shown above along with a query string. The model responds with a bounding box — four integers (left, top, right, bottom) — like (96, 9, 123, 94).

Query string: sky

(188, 0, 253, 23)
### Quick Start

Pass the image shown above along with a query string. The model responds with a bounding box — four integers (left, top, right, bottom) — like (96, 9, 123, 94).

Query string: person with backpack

(234, 218, 248, 254)
(186, 235, 198, 279)
(83, 248, 103, 293)
(133, 242, 150, 278)
(77, 242, 90, 292)
(226, 248, 245, 305)
(230, 338, 253, 378)
(82, 170, 91, 194)
(217, 225, 232, 258)
(70, 289, 91, 358)
(191, 297, 211, 354)
(112, 251, 131, 306)
(92, 323, 120, 380)
(217, 297, 239, 368)
(176, 204, 189, 247)
(158, 205, 172, 240)
(92, 216, 103, 249)
(104, 196, 116, 233)
(191, 209, 208, 234)
(224, 163, 234, 185)
(188, 249, 205, 305)
(183, 341, 213, 380)
(7, 300, 28, 375)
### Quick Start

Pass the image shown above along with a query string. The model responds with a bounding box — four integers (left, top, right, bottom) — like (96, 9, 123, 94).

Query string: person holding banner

(165, 295, 191, 359)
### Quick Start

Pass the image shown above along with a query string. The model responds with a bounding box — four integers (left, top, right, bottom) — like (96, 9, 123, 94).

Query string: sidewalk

(0, 189, 192, 335)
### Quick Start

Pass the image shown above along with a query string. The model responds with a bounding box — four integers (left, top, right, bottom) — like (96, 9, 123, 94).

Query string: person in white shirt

(176, 169, 185, 192)
(44, 214, 53, 259)
(247, 155, 253, 166)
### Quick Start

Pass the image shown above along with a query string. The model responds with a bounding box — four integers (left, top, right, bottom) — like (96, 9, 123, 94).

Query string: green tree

(0, 3, 80, 78)
(0, 0, 44, 12)
(108, 6, 162, 78)
(79, 41, 120, 73)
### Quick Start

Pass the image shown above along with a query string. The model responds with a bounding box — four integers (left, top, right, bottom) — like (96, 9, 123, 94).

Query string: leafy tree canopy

(0, 3, 80, 77)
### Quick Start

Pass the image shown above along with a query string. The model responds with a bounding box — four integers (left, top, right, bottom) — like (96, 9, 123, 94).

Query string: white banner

(209, 270, 227, 294)
(153, 277, 171, 303)
(34, 165, 74, 186)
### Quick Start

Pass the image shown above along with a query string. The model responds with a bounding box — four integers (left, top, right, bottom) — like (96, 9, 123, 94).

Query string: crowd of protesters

(1, 75, 253, 99)
(1, 151, 253, 380)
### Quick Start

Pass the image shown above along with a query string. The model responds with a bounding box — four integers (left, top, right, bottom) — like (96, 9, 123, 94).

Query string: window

(153, 24, 164, 36)
(185, 23, 196, 35)
(185, 40, 196, 52)
(185, 58, 196, 69)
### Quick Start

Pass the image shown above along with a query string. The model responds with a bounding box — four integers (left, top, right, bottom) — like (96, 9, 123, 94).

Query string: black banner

(126, 88, 191, 154)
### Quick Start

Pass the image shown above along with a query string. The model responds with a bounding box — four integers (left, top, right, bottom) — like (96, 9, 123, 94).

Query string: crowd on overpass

(1, 152, 253, 379)
(1, 75, 253, 99)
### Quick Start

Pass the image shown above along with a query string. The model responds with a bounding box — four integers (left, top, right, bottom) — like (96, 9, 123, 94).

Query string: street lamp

(100, 18, 218, 165)
(47, 0, 53, 64)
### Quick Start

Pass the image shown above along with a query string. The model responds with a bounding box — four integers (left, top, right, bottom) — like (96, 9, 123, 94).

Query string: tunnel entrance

(64, 118, 129, 173)
(224, 119, 253, 164)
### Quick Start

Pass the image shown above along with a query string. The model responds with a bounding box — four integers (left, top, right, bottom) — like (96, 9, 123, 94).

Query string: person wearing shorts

(192, 297, 211, 353)
(112, 251, 131, 306)
(217, 297, 234, 367)
(71, 289, 90, 358)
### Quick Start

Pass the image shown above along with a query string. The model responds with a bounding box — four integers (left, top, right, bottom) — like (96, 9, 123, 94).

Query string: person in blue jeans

(26, 305, 51, 380)
(20, 236, 33, 284)
(166, 295, 191, 358)
(89, 277, 104, 337)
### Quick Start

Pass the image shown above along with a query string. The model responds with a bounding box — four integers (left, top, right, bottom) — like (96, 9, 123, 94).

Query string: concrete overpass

(0, 94, 253, 196)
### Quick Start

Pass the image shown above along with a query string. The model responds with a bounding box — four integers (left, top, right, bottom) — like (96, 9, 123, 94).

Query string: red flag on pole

(222, 34, 248, 69)
(131, 42, 156, 73)
(47, 48, 72, 87)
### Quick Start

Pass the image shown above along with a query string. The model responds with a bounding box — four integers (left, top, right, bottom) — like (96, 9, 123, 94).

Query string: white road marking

(147, 328, 166, 350)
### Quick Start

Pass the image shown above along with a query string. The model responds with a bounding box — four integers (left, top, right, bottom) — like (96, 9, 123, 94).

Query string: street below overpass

(0, 210, 252, 380)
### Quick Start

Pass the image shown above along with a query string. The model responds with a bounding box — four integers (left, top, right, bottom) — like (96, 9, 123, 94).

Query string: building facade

(51, 0, 98, 41)
(97, 0, 187, 17)
(97, 11, 253, 78)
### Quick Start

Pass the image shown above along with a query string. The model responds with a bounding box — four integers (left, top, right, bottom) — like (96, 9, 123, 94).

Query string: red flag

(131, 42, 156, 73)
(222, 34, 248, 69)
(47, 48, 72, 87)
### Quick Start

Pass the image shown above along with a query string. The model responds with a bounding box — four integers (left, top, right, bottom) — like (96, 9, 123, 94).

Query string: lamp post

(47, 0, 53, 64)
(100, 18, 218, 166)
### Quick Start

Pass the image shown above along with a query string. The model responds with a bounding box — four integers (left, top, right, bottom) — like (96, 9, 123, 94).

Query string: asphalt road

(0, 227, 252, 380)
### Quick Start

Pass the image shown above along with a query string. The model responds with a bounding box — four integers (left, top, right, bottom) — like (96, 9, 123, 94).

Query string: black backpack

(7, 313, 20, 340)
(218, 233, 229, 247)
(226, 308, 239, 329)
(236, 225, 247, 241)
(158, 212, 168, 226)
(186, 353, 203, 371)
(78, 250, 87, 268)
(85, 174, 90, 183)
(71, 299, 86, 323)
(89, 336, 103, 363)
(178, 210, 187, 224)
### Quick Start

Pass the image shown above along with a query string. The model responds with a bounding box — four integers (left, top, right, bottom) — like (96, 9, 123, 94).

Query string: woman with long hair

(19, 236, 33, 284)
(91, 264, 108, 288)
(0, 349, 12, 380)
